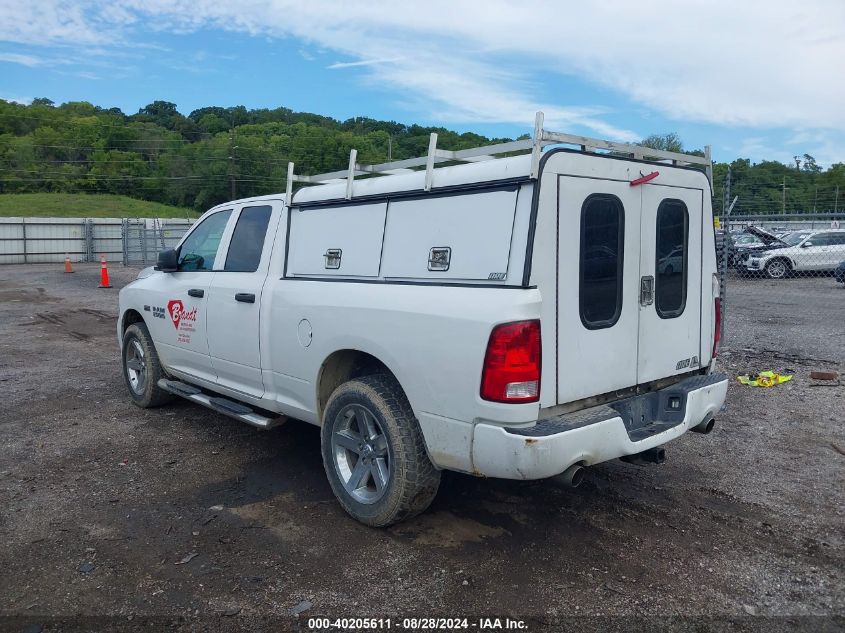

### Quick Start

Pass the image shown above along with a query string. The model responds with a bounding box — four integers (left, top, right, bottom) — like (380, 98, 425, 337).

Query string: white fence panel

(0, 217, 194, 265)
(0, 217, 88, 264)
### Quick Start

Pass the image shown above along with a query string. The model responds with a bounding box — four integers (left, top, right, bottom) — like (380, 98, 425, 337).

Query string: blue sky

(1, 1, 843, 166)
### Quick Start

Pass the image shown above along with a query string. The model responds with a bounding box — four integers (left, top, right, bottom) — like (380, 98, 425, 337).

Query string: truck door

(145, 209, 233, 383)
(637, 185, 703, 384)
(206, 202, 281, 398)
(556, 177, 643, 404)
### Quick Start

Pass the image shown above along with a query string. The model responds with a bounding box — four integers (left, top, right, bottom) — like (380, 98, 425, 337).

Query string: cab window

(177, 210, 232, 271)
(224, 206, 273, 272)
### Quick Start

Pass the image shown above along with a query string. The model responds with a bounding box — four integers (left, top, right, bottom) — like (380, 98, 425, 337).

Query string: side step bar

(157, 379, 286, 430)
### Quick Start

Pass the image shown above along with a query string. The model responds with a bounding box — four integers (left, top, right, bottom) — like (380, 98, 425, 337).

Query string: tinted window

(655, 200, 688, 318)
(782, 232, 811, 246)
(810, 232, 845, 246)
(579, 194, 624, 329)
(224, 205, 272, 272)
(178, 210, 232, 271)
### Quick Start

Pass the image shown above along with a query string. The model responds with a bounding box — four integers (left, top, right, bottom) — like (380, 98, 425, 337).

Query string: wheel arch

(121, 308, 145, 334)
(316, 349, 406, 425)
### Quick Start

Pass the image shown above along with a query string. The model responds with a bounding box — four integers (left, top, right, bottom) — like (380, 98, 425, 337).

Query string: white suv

(746, 229, 845, 278)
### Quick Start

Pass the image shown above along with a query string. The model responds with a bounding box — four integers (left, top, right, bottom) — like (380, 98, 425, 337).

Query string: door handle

(235, 293, 256, 303)
(640, 276, 655, 306)
(187, 288, 204, 298)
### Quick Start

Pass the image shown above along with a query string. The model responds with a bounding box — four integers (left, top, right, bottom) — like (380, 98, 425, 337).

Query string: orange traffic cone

(98, 255, 113, 288)
(64, 256, 74, 273)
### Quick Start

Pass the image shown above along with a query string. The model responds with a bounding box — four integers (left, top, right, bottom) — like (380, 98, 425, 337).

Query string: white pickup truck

(118, 113, 728, 526)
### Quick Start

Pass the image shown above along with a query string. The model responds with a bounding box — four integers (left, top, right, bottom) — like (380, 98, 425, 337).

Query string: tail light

(480, 320, 541, 403)
(713, 297, 722, 358)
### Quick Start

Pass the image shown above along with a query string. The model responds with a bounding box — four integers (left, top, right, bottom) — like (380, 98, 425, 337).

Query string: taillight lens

(480, 320, 541, 403)
(713, 297, 721, 358)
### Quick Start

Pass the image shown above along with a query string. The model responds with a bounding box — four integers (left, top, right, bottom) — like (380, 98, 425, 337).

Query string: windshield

(781, 232, 811, 246)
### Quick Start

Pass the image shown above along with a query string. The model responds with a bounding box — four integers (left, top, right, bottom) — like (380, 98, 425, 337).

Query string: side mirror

(801, 241, 813, 248)
(156, 248, 179, 272)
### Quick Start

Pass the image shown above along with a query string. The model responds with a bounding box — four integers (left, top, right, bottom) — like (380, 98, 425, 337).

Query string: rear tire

(122, 322, 174, 408)
(765, 258, 790, 279)
(321, 374, 441, 527)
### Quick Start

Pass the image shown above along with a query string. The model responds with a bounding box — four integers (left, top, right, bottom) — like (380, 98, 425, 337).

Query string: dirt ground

(0, 264, 843, 632)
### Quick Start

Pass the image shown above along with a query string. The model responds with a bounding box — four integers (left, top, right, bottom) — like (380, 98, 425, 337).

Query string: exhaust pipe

(620, 446, 666, 466)
(691, 416, 716, 434)
(551, 464, 585, 488)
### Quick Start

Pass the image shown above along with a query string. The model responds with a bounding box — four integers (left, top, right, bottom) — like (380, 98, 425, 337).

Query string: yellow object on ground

(737, 371, 793, 387)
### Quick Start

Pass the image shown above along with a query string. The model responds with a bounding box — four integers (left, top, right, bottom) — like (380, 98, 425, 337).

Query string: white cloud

(1, 0, 843, 146)
(0, 52, 43, 66)
(0, 95, 33, 105)
(328, 57, 403, 70)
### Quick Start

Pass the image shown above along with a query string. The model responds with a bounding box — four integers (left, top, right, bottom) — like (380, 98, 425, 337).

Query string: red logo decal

(167, 300, 184, 329)
(168, 299, 198, 330)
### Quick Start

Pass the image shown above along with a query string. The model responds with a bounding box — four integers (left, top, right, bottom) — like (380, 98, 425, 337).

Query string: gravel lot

(1, 264, 843, 632)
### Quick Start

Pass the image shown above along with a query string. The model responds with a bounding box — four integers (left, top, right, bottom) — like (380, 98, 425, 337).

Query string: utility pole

(228, 123, 237, 200)
(782, 176, 787, 214)
(835, 186, 839, 213)
(813, 186, 818, 213)
(387, 135, 393, 162)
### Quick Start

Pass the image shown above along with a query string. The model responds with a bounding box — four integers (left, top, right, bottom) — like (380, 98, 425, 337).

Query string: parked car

(731, 226, 789, 271)
(657, 246, 685, 275)
(835, 260, 845, 284)
(746, 229, 845, 279)
(117, 120, 727, 526)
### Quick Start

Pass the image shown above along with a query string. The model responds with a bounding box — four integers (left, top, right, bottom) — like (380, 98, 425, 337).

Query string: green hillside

(1, 98, 843, 215)
(0, 193, 197, 218)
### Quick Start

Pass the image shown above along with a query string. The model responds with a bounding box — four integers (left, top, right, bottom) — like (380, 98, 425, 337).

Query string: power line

(0, 157, 230, 164)
(1, 174, 281, 182)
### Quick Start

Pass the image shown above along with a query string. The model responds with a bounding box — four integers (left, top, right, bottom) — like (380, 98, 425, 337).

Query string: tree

(641, 132, 683, 153)
(802, 154, 822, 173)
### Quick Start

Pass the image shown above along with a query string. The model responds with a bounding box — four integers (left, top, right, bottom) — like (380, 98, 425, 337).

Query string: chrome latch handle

(640, 275, 655, 306)
(323, 249, 342, 269)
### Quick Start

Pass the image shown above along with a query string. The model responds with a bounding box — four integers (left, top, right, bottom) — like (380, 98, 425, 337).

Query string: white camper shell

(118, 113, 728, 526)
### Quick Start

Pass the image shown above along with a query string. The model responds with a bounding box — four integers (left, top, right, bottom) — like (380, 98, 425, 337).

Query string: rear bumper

(471, 373, 728, 479)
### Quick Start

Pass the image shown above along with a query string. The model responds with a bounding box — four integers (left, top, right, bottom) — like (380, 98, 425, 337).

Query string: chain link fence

(715, 166, 845, 352)
(720, 215, 844, 281)
(718, 208, 845, 276)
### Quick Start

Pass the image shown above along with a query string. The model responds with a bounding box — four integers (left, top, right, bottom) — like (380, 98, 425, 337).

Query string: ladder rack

(285, 111, 712, 202)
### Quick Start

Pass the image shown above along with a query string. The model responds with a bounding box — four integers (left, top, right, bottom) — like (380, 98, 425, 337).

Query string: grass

(0, 193, 199, 218)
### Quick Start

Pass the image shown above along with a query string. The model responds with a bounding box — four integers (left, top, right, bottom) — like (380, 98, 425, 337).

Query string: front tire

(321, 374, 440, 527)
(122, 322, 174, 408)
(765, 258, 789, 279)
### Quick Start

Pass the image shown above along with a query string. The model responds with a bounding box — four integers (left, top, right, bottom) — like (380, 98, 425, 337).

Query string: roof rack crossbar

(285, 111, 713, 202)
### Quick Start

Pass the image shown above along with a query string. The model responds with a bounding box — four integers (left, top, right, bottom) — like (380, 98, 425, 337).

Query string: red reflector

(480, 320, 541, 403)
(713, 297, 722, 358)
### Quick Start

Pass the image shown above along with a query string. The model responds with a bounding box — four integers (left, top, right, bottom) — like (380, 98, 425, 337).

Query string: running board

(157, 379, 286, 430)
